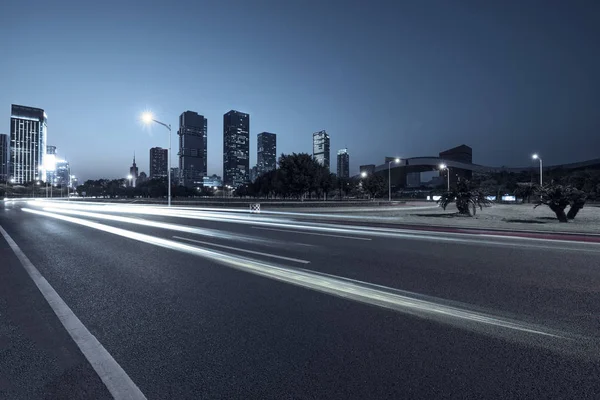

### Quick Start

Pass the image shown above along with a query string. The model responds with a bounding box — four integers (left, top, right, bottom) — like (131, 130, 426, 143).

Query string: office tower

(249, 165, 258, 183)
(45, 145, 57, 183)
(170, 167, 180, 185)
(313, 130, 330, 170)
(178, 111, 208, 187)
(0, 134, 8, 182)
(257, 132, 276, 175)
(10, 105, 47, 184)
(149, 147, 168, 179)
(223, 110, 249, 187)
(55, 159, 70, 187)
(337, 148, 349, 178)
(129, 154, 138, 187)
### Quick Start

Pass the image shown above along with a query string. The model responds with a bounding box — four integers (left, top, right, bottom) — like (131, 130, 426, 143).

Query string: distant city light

(360, 171, 367, 178)
(44, 154, 57, 172)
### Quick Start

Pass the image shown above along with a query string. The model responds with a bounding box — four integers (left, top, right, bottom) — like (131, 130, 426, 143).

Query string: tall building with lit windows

(313, 130, 330, 170)
(337, 148, 349, 178)
(149, 147, 168, 179)
(178, 111, 207, 188)
(0, 134, 8, 183)
(223, 110, 250, 187)
(9, 105, 47, 184)
(257, 132, 276, 176)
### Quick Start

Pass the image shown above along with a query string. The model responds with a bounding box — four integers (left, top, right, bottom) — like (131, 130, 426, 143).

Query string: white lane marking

(21, 208, 567, 341)
(251, 226, 372, 241)
(0, 224, 146, 400)
(172, 235, 310, 264)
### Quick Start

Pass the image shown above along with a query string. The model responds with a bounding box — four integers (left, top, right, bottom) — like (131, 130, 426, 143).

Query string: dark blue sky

(1, 0, 599, 181)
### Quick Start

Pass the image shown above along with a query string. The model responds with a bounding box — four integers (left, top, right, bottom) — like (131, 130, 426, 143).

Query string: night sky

(1, 0, 599, 181)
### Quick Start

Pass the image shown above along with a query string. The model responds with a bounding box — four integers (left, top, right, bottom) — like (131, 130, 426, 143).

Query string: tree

(438, 180, 492, 216)
(515, 182, 537, 203)
(362, 174, 386, 199)
(534, 184, 572, 222)
(566, 187, 587, 220)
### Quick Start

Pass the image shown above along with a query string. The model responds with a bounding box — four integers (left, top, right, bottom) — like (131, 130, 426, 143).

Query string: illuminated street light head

(395, 158, 400, 163)
(141, 112, 153, 124)
(360, 171, 367, 178)
(127, 174, 133, 180)
(532, 154, 539, 160)
(439, 163, 447, 169)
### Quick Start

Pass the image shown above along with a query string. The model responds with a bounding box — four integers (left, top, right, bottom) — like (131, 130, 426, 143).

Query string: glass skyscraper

(313, 130, 330, 170)
(257, 132, 276, 176)
(0, 134, 8, 183)
(10, 104, 47, 184)
(337, 148, 350, 178)
(178, 111, 207, 188)
(223, 110, 250, 187)
(150, 147, 168, 179)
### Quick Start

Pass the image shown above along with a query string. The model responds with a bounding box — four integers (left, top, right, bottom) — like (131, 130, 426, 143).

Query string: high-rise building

(55, 160, 70, 187)
(223, 110, 250, 187)
(313, 130, 330, 170)
(178, 111, 207, 187)
(10, 105, 47, 184)
(45, 145, 57, 183)
(257, 132, 276, 176)
(149, 147, 168, 179)
(337, 148, 349, 178)
(249, 165, 259, 183)
(0, 134, 8, 183)
(129, 154, 139, 187)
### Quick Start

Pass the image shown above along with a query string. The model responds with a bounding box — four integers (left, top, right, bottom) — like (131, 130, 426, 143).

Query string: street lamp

(360, 171, 367, 178)
(127, 174, 133, 187)
(388, 158, 400, 201)
(141, 111, 172, 207)
(439, 164, 450, 191)
(532, 154, 543, 186)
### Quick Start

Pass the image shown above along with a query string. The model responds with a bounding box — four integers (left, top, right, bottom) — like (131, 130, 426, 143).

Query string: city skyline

(1, 1, 599, 182)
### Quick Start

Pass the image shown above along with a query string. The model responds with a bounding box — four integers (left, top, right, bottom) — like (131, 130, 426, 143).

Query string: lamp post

(127, 174, 133, 187)
(142, 112, 172, 207)
(532, 154, 543, 186)
(439, 164, 450, 191)
(388, 158, 400, 202)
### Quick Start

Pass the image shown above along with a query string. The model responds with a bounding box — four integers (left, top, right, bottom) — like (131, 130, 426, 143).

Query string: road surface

(1, 199, 600, 399)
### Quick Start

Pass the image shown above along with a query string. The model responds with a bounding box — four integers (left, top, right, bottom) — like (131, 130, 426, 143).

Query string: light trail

(23, 207, 590, 353)
(28, 201, 600, 251)
(40, 206, 300, 248)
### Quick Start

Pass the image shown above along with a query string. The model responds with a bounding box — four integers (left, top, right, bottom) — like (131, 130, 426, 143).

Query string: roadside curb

(394, 224, 600, 243)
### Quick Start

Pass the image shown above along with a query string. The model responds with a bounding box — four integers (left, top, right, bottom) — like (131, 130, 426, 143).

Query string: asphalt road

(1, 199, 600, 399)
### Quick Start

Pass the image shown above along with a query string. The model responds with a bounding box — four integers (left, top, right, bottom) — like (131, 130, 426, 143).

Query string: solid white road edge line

(251, 226, 372, 241)
(172, 235, 311, 264)
(0, 224, 147, 400)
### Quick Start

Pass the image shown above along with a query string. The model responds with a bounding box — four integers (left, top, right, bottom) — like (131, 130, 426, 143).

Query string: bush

(438, 180, 492, 216)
